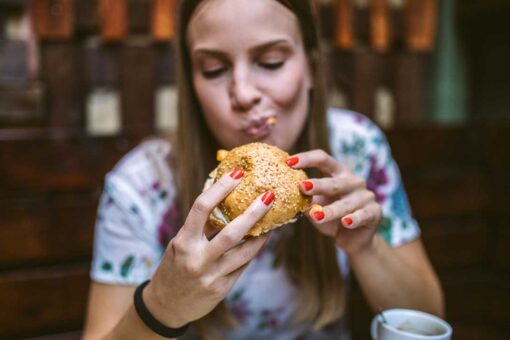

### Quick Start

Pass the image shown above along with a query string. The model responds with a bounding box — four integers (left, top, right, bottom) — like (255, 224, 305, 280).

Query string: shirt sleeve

(90, 139, 175, 285)
(328, 109, 421, 247)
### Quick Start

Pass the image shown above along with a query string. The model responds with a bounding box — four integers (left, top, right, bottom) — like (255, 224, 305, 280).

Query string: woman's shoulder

(104, 137, 177, 219)
(109, 137, 173, 179)
(327, 107, 385, 139)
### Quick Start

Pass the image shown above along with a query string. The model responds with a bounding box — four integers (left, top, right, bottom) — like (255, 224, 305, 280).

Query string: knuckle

(193, 195, 211, 215)
(354, 176, 366, 188)
(366, 190, 376, 202)
(184, 260, 203, 277)
(210, 281, 226, 298)
(220, 231, 238, 246)
(341, 199, 353, 212)
(331, 179, 343, 193)
(170, 237, 187, 255)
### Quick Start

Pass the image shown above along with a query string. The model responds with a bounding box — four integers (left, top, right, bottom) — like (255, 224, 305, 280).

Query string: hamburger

(203, 142, 311, 237)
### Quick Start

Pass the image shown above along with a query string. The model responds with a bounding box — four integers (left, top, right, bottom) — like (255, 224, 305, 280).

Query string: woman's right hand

(142, 169, 274, 328)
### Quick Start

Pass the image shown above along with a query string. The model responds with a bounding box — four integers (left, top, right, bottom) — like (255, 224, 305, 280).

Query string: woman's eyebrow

(193, 39, 292, 58)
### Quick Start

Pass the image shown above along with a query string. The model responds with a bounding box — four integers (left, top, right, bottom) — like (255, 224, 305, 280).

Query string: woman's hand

(286, 150, 382, 255)
(143, 170, 274, 328)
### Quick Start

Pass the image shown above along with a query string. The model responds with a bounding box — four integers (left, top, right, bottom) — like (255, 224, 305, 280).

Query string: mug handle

(370, 316, 380, 340)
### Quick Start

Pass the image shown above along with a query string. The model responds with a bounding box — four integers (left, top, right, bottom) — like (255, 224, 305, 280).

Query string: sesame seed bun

(203, 142, 311, 237)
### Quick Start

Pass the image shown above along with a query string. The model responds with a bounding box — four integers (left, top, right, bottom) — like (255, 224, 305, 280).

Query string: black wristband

(134, 280, 189, 338)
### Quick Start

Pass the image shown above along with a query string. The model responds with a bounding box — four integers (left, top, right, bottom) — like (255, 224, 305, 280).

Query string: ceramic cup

(371, 309, 452, 340)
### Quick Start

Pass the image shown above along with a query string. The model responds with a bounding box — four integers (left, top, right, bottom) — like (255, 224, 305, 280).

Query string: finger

(286, 149, 343, 176)
(300, 175, 366, 197)
(182, 169, 244, 238)
(308, 190, 375, 224)
(341, 202, 382, 229)
(222, 261, 250, 294)
(215, 234, 269, 276)
(207, 191, 275, 259)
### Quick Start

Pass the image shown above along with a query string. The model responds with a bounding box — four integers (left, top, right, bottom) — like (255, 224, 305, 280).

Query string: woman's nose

(229, 69, 261, 111)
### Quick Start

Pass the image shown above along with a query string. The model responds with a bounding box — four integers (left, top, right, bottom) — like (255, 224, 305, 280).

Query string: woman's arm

(82, 282, 174, 340)
(83, 171, 272, 339)
(286, 149, 444, 317)
(348, 235, 444, 317)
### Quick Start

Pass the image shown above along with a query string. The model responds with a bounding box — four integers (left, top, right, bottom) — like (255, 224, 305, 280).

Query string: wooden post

(121, 43, 155, 135)
(405, 0, 438, 51)
(42, 43, 85, 132)
(32, 0, 74, 39)
(151, 0, 175, 41)
(370, 0, 391, 52)
(335, 0, 354, 50)
(99, 0, 127, 42)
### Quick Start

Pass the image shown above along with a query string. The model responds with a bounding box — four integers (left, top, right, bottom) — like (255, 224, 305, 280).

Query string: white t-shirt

(90, 109, 420, 339)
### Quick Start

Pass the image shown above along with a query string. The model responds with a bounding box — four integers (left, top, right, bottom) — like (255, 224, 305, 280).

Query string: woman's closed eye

(259, 61, 285, 70)
(202, 67, 227, 79)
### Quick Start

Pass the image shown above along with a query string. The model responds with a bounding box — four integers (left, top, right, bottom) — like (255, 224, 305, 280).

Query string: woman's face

(188, 0, 312, 151)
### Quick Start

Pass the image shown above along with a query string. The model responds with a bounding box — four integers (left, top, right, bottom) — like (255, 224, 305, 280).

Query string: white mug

(371, 309, 452, 340)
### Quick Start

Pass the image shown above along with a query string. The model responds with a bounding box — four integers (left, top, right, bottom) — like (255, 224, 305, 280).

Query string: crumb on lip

(266, 117, 277, 126)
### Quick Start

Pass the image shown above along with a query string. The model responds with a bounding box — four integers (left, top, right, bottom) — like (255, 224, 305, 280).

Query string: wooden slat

(404, 169, 488, 219)
(335, 0, 354, 49)
(99, 0, 127, 42)
(404, 0, 438, 51)
(0, 265, 89, 338)
(0, 83, 45, 126)
(85, 43, 121, 87)
(151, 0, 175, 41)
(41, 42, 85, 132)
(350, 50, 388, 120)
(0, 136, 140, 194)
(0, 39, 29, 87)
(391, 52, 427, 125)
(370, 0, 391, 51)
(386, 126, 480, 170)
(490, 224, 510, 273)
(32, 0, 74, 40)
(0, 193, 98, 268)
(441, 270, 510, 327)
(121, 43, 156, 135)
(420, 218, 487, 271)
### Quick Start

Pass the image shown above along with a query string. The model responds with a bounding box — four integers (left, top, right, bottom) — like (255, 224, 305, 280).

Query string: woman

(83, 0, 444, 339)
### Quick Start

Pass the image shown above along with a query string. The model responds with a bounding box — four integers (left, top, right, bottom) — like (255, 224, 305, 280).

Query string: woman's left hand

(286, 150, 383, 255)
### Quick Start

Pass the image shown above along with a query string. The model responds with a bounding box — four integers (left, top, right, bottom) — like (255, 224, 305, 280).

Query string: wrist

(344, 233, 379, 259)
(143, 280, 189, 328)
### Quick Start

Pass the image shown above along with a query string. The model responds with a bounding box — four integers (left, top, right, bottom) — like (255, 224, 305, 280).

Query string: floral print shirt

(90, 108, 420, 339)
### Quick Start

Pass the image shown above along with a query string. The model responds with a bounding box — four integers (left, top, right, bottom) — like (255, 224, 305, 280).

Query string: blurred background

(0, 0, 509, 339)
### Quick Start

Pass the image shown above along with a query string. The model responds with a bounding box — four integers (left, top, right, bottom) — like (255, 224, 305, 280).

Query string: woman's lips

(242, 116, 276, 139)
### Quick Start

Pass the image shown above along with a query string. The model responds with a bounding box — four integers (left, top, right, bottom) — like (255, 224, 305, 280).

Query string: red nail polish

(303, 181, 314, 191)
(261, 191, 275, 206)
(230, 169, 244, 179)
(343, 217, 353, 226)
(314, 210, 325, 221)
(286, 156, 299, 167)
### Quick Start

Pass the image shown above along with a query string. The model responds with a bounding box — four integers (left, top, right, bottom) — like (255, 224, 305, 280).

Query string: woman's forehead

(187, 0, 301, 51)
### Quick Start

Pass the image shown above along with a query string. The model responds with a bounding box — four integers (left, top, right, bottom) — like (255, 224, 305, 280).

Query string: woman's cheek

(265, 63, 307, 107)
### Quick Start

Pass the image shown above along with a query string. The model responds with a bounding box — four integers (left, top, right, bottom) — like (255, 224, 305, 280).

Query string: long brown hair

(174, 0, 344, 336)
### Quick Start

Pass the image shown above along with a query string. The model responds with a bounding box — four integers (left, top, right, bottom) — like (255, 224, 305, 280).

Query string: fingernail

(230, 169, 244, 179)
(314, 210, 325, 221)
(309, 204, 324, 221)
(261, 191, 275, 206)
(302, 181, 314, 191)
(286, 156, 299, 167)
(343, 216, 353, 227)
